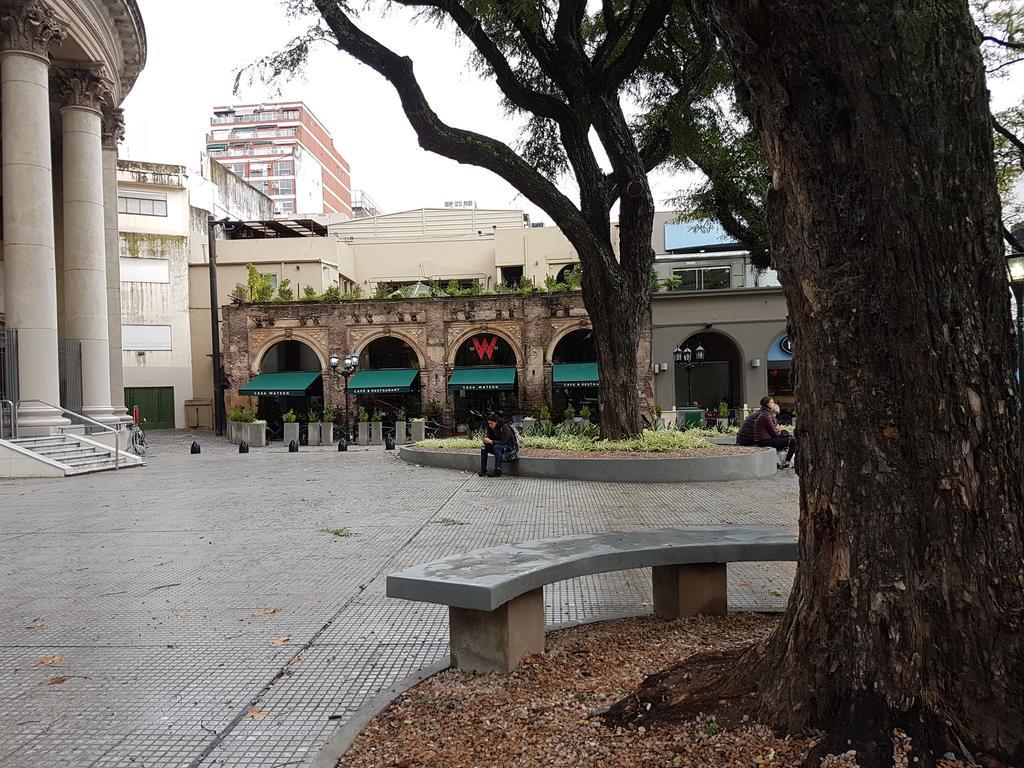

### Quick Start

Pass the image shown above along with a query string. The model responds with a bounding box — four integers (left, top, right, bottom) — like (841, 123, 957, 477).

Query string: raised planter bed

(399, 444, 777, 483)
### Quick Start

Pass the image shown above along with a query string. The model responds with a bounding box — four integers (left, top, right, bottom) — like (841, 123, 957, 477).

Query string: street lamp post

(1008, 254, 1024, 440)
(330, 352, 359, 442)
(672, 344, 705, 407)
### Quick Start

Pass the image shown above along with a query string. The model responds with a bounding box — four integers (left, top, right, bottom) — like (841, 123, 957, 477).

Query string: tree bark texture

(702, 0, 1024, 763)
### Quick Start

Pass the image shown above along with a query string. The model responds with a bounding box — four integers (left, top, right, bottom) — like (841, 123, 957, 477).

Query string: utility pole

(208, 216, 229, 436)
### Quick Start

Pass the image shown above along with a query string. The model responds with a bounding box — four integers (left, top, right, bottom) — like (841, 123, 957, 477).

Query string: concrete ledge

(399, 444, 778, 483)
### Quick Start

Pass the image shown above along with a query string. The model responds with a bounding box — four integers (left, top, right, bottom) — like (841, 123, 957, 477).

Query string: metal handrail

(0, 400, 15, 440)
(18, 399, 123, 471)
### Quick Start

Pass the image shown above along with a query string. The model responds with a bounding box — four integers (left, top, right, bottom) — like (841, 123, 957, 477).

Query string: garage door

(124, 386, 175, 430)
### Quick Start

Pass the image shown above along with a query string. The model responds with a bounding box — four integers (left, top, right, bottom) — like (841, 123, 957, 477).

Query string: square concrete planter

(394, 420, 407, 445)
(522, 417, 536, 432)
(283, 422, 300, 446)
(227, 420, 242, 444)
(319, 422, 334, 445)
(357, 422, 369, 445)
(245, 421, 267, 447)
(307, 423, 322, 446)
(370, 422, 383, 445)
(410, 420, 426, 443)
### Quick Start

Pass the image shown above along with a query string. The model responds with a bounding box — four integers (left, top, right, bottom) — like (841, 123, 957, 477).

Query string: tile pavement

(0, 429, 798, 767)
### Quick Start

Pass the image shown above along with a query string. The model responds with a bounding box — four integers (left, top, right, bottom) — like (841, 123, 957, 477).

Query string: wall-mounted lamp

(660, 362, 668, 371)
(751, 358, 761, 368)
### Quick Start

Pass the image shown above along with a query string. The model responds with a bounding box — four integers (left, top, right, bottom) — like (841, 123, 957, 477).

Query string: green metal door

(124, 386, 175, 430)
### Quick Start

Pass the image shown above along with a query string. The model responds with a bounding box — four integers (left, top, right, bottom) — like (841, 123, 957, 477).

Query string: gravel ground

(338, 614, 817, 768)
(337, 615, 974, 768)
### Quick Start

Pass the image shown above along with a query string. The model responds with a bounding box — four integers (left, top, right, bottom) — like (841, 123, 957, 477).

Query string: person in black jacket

(480, 413, 511, 477)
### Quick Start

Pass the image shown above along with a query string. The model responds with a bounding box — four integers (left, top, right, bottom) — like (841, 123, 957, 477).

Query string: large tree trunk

(701, 1, 1024, 763)
(581, 242, 652, 440)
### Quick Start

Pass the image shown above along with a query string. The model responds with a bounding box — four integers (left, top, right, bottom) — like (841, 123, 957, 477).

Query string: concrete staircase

(0, 434, 143, 477)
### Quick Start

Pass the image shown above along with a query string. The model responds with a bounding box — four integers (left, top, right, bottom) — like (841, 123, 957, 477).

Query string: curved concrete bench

(387, 526, 797, 672)
(399, 444, 777, 483)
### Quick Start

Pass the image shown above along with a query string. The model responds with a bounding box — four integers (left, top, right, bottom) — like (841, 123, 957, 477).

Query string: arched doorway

(555, 263, 580, 283)
(674, 331, 742, 410)
(449, 331, 519, 429)
(348, 336, 422, 420)
(551, 328, 599, 421)
(244, 339, 325, 432)
(766, 331, 796, 422)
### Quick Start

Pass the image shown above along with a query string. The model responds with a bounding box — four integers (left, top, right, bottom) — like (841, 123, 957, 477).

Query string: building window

(122, 325, 172, 351)
(279, 127, 297, 137)
(671, 265, 732, 291)
(274, 160, 293, 175)
(251, 180, 269, 194)
(120, 257, 170, 283)
(227, 163, 246, 175)
(274, 179, 294, 196)
(282, 110, 299, 120)
(499, 266, 524, 286)
(276, 200, 295, 216)
(118, 190, 168, 217)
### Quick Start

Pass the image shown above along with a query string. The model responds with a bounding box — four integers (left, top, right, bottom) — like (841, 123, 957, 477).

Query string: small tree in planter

(320, 406, 336, 445)
(394, 409, 407, 445)
(357, 406, 370, 446)
(654, 403, 664, 430)
(410, 415, 426, 443)
(282, 409, 299, 446)
(579, 405, 592, 426)
(370, 409, 384, 445)
(306, 407, 322, 446)
(717, 401, 730, 431)
(538, 404, 552, 431)
(563, 404, 576, 428)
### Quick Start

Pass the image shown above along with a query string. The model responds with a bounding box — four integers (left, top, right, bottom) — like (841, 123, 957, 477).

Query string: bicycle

(126, 419, 147, 456)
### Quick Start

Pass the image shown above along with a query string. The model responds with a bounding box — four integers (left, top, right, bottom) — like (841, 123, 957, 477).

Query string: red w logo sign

(471, 336, 499, 360)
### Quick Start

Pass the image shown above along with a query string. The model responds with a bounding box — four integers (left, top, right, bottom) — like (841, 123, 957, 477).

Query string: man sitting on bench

(753, 396, 798, 469)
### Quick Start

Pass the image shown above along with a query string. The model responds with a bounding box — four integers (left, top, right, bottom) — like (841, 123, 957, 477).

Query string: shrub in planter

(319, 406, 336, 445)
(394, 409, 407, 445)
(579, 405, 592, 425)
(306, 408, 322, 446)
(370, 410, 384, 445)
(282, 409, 299, 445)
(357, 406, 370, 446)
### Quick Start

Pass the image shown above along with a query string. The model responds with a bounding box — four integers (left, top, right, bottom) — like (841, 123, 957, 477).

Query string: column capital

(0, 1, 67, 57)
(53, 67, 112, 113)
(101, 107, 125, 149)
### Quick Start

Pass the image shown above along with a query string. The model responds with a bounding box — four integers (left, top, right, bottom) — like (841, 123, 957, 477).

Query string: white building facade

(0, 0, 146, 434)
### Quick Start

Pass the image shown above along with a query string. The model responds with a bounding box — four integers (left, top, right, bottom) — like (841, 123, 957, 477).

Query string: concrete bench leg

(652, 563, 728, 618)
(449, 588, 545, 673)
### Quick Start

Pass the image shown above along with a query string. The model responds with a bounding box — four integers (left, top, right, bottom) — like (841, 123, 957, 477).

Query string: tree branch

(983, 34, 1024, 51)
(994, 116, 1024, 170)
(310, 0, 605, 256)
(601, 0, 676, 87)
(392, 0, 570, 121)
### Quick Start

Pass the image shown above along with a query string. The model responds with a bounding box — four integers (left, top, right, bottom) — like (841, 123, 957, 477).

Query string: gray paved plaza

(0, 430, 798, 767)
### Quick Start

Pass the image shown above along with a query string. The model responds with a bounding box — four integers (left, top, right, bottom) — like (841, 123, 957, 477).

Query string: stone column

(0, 2, 69, 432)
(101, 108, 128, 420)
(56, 68, 117, 424)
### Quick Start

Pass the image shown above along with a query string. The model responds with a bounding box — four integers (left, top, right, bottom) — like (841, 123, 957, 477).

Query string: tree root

(602, 644, 1015, 768)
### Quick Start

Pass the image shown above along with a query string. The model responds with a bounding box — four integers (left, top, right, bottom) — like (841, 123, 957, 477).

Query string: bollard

(289, 440, 298, 452)
(338, 438, 347, 452)
(190, 441, 201, 454)
(239, 441, 249, 453)
(384, 435, 395, 451)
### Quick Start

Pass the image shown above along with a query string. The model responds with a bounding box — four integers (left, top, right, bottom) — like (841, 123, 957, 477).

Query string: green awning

(346, 368, 420, 394)
(448, 366, 517, 391)
(239, 371, 321, 396)
(553, 362, 599, 389)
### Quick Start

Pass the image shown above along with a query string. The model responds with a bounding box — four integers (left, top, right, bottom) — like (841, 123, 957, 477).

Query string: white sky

(120, 0, 1023, 224)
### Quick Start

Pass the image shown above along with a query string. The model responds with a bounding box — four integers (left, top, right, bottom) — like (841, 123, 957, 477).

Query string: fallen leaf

(289, 655, 303, 665)
(37, 656, 62, 666)
(883, 425, 900, 439)
(174, 611, 187, 619)
(246, 706, 267, 720)
(26, 622, 44, 630)
(270, 636, 291, 646)
(48, 676, 68, 685)
(251, 608, 280, 618)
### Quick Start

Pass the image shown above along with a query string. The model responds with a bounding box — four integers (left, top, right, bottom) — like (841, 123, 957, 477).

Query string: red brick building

(206, 101, 352, 218)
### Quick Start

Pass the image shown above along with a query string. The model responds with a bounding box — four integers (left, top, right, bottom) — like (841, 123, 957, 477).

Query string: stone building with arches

(220, 292, 653, 424)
